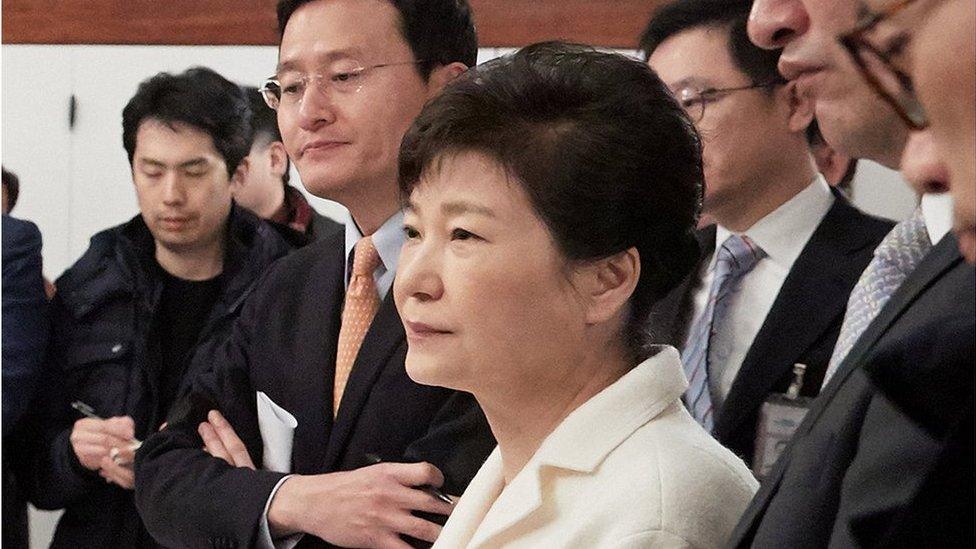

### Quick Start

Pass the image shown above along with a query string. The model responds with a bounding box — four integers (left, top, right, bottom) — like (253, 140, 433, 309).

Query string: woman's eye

(403, 225, 420, 239)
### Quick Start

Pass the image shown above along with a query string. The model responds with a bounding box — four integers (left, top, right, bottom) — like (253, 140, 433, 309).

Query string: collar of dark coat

(56, 203, 289, 320)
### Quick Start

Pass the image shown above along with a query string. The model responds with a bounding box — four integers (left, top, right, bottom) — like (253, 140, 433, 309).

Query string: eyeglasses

(839, 0, 927, 130)
(260, 60, 424, 111)
(675, 81, 786, 123)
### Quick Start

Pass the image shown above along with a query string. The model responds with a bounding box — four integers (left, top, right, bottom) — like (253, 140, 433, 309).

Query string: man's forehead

(277, 0, 408, 69)
(135, 120, 221, 160)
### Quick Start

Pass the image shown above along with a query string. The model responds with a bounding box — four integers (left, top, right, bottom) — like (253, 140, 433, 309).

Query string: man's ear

(425, 62, 470, 99)
(230, 156, 250, 195)
(783, 81, 815, 132)
(268, 141, 289, 179)
(576, 248, 641, 325)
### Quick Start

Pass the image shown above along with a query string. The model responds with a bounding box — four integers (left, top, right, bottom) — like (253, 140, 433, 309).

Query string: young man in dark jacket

(27, 67, 291, 549)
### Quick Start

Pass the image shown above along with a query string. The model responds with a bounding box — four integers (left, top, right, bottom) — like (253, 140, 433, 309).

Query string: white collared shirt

(921, 192, 953, 245)
(686, 176, 835, 403)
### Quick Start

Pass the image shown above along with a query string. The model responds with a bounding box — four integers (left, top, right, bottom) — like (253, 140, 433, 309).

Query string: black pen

(364, 453, 454, 505)
(71, 400, 143, 450)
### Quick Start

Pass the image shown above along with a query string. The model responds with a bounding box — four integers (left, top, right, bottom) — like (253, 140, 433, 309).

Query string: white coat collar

(444, 346, 688, 548)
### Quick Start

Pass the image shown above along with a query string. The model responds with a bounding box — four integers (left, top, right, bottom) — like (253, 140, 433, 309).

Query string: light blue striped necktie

(822, 207, 931, 386)
(682, 234, 765, 431)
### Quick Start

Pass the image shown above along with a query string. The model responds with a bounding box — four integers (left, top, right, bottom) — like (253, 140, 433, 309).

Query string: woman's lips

(404, 320, 453, 340)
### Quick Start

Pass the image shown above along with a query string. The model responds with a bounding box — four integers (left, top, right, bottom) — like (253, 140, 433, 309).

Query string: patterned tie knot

(872, 207, 930, 275)
(352, 236, 382, 277)
(715, 234, 765, 280)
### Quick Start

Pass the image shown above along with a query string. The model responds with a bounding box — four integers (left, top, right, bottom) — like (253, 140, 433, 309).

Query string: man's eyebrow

(276, 48, 366, 74)
(669, 76, 708, 92)
(136, 158, 167, 168)
(135, 158, 209, 169)
(177, 158, 209, 169)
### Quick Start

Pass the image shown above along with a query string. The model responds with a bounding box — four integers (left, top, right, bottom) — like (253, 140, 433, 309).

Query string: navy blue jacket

(2, 215, 50, 549)
(27, 206, 290, 549)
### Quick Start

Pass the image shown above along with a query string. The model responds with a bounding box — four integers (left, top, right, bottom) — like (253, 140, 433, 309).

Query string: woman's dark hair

(399, 41, 704, 359)
(122, 67, 252, 178)
(276, 0, 478, 81)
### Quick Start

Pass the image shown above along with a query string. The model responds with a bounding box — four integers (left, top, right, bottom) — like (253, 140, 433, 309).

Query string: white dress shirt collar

(920, 192, 953, 245)
(714, 176, 835, 269)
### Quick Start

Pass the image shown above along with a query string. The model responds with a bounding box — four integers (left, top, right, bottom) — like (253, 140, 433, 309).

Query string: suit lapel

(323, 290, 406, 469)
(290, 238, 345, 474)
(468, 465, 545, 548)
(713, 199, 876, 440)
(735, 234, 963, 541)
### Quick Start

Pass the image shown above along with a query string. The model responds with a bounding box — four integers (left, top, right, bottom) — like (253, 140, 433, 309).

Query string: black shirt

(153, 265, 222, 420)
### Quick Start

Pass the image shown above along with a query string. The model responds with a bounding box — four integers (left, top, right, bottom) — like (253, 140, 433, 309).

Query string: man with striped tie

(641, 0, 892, 469)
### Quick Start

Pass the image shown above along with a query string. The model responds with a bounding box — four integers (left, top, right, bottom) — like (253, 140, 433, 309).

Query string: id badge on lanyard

(752, 363, 813, 479)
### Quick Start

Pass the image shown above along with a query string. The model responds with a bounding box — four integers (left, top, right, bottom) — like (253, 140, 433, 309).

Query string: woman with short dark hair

(394, 42, 757, 548)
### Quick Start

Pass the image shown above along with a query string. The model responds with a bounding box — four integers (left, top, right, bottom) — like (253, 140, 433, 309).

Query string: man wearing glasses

(640, 0, 892, 475)
(135, 1, 494, 548)
(723, 0, 976, 546)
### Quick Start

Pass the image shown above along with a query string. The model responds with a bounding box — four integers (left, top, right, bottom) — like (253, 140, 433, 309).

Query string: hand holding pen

(69, 401, 141, 488)
(364, 453, 455, 505)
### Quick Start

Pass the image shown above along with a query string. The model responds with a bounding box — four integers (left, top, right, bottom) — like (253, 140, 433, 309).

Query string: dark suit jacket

(135, 230, 495, 549)
(2, 215, 50, 549)
(727, 234, 975, 548)
(649, 194, 893, 465)
(2, 215, 49, 432)
(862, 314, 974, 547)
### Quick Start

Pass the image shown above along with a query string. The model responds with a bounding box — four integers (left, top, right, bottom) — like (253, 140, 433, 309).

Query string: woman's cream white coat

(433, 347, 759, 548)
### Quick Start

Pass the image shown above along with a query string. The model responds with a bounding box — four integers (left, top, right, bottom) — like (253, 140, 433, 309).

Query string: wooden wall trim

(3, 0, 661, 49)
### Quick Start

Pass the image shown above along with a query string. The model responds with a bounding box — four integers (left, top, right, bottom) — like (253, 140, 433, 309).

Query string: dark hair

(122, 67, 252, 178)
(2, 166, 20, 212)
(399, 41, 703, 359)
(639, 0, 784, 89)
(276, 0, 478, 80)
(243, 86, 290, 184)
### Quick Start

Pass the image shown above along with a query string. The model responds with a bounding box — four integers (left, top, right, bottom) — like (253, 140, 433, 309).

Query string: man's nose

(296, 80, 339, 131)
(749, 0, 809, 50)
(900, 130, 951, 195)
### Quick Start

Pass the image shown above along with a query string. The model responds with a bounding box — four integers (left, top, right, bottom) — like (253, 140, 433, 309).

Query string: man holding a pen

(24, 67, 290, 549)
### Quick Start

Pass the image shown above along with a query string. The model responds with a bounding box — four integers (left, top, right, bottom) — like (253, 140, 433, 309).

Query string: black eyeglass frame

(838, 0, 928, 130)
